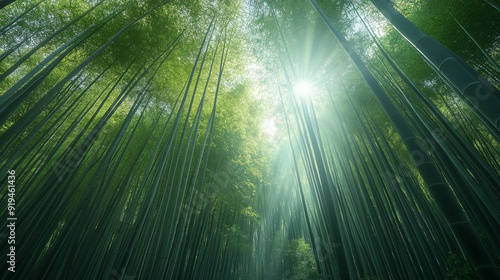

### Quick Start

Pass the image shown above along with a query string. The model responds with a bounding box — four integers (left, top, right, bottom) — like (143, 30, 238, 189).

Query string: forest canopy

(1, 0, 500, 279)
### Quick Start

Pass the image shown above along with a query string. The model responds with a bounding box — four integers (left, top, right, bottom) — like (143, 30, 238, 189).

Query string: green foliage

(446, 228, 500, 280)
(282, 238, 320, 280)
(1, 0, 500, 279)
(446, 252, 478, 280)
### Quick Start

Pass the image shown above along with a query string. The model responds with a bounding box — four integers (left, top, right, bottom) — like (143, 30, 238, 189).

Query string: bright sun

(295, 80, 315, 97)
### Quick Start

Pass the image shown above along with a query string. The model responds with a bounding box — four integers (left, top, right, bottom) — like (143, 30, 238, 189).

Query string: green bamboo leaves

(306, 0, 500, 278)
(368, 0, 500, 132)
(0, 1, 258, 279)
(1, 0, 499, 279)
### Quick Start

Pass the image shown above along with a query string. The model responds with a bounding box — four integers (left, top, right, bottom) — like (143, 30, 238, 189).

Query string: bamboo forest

(1, 0, 500, 279)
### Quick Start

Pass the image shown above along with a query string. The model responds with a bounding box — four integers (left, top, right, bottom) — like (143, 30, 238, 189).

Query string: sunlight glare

(295, 80, 315, 97)
(261, 118, 277, 137)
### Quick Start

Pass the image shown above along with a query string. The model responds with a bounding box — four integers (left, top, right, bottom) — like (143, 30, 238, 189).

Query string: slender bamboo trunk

(368, 0, 500, 132)
(309, 0, 500, 278)
(0, 0, 15, 10)
(483, 0, 500, 11)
